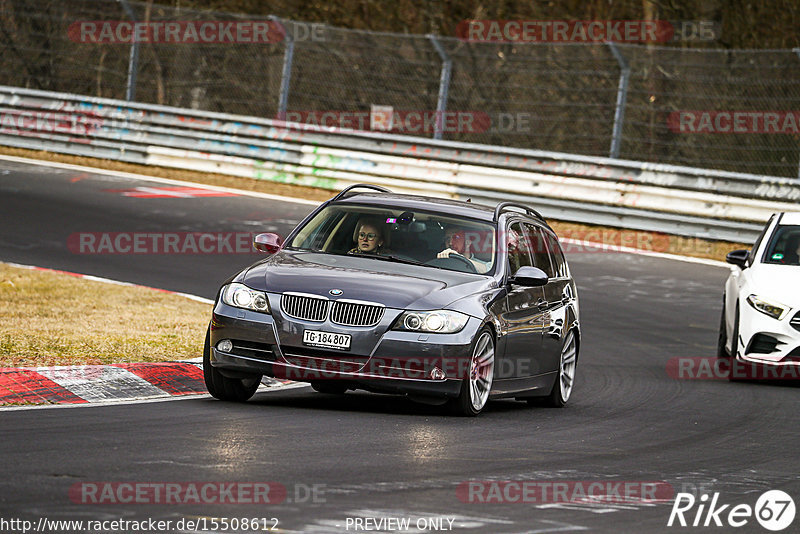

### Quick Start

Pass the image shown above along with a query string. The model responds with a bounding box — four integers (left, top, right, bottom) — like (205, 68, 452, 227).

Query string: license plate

(303, 330, 351, 351)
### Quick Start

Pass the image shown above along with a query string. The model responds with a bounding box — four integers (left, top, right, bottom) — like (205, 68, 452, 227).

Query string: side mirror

(725, 249, 749, 269)
(508, 266, 548, 287)
(253, 233, 283, 254)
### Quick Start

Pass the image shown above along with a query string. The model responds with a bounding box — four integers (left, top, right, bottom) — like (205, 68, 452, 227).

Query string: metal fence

(2, 0, 800, 178)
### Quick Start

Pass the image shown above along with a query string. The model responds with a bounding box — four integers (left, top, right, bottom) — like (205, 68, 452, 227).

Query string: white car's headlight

(746, 294, 789, 320)
(221, 283, 270, 313)
(393, 310, 469, 334)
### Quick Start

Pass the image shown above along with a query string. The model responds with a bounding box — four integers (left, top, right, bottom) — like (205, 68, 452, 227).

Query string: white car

(718, 212, 800, 380)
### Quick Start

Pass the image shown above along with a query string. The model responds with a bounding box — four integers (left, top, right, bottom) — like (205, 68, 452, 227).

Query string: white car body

(721, 212, 800, 372)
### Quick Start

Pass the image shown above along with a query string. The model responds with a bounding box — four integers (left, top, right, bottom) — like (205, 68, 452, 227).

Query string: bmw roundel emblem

(329, 289, 343, 296)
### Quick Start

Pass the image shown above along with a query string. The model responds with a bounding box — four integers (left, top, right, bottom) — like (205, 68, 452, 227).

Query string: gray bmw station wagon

(205, 185, 580, 415)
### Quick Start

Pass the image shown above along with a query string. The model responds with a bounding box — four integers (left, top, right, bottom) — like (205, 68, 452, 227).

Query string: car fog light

(217, 339, 233, 353)
(430, 367, 446, 380)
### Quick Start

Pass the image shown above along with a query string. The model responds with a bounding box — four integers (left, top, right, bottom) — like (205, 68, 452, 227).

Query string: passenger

(437, 225, 490, 273)
(349, 219, 388, 255)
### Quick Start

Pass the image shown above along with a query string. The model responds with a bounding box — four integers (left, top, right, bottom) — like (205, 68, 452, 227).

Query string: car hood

(237, 250, 496, 311)
(749, 264, 800, 305)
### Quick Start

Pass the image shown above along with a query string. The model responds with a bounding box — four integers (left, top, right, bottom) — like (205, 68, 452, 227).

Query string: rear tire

(536, 329, 578, 408)
(203, 327, 261, 402)
(450, 328, 495, 416)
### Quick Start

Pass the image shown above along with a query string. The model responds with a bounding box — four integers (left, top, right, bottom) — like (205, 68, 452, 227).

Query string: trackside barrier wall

(1, 85, 798, 243)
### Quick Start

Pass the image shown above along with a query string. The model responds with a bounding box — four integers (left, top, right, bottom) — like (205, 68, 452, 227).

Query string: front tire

(717, 294, 729, 359)
(451, 328, 495, 416)
(728, 304, 745, 382)
(203, 327, 261, 402)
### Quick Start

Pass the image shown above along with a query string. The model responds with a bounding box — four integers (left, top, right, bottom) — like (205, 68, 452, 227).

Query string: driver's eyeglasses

(358, 232, 377, 240)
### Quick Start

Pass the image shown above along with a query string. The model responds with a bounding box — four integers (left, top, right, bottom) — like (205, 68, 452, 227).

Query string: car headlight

(746, 294, 788, 320)
(221, 283, 270, 313)
(393, 310, 469, 334)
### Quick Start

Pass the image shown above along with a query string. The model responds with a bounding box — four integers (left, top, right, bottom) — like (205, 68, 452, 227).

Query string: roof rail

(331, 183, 392, 201)
(493, 202, 546, 223)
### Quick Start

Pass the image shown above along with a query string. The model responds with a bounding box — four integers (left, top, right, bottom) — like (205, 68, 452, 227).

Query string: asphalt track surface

(1, 159, 798, 533)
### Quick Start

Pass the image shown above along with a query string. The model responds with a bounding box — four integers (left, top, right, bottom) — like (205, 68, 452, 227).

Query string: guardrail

(1, 85, 798, 243)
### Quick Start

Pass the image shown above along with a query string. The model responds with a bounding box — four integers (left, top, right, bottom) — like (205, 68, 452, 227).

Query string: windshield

(288, 204, 497, 275)
(762, 225, 800, 265)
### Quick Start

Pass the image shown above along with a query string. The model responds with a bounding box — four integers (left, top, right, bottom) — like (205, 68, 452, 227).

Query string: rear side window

(523, 223, 556, 278)
(542, 231, 568, 278)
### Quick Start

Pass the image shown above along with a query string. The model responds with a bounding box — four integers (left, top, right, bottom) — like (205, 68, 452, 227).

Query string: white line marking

(0, 154, 736, 268)
(0, 153, 319, 205)
(3, 261, 214, 304)
(560, 237, 728, 268)
(0, 381, 309, 411)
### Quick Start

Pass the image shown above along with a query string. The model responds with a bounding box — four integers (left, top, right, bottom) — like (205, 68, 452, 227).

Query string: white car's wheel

(728, 304, 746, 382)
(717, 295, 730, 359)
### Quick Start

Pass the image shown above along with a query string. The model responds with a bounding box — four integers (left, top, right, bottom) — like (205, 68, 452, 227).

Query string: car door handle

(536, 299, 548, 310)
(561, 295, 570, 305)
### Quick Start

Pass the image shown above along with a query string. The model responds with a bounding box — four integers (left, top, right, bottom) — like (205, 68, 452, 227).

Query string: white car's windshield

(288, 205, 497, 274)
(762, 225, 800, 265)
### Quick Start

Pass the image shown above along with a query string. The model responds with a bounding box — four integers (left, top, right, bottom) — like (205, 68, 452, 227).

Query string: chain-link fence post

(117, 0, 139, 101)
(607, 42, 630, 159)
(271, 16, 294, 119)
(428, 35, 452, 141)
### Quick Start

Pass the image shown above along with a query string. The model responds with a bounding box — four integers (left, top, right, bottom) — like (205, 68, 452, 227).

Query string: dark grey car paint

(210, 192, 580, 401)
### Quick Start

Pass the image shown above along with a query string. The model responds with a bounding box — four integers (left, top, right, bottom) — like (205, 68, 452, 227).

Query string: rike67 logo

(668, 490, 795, 531)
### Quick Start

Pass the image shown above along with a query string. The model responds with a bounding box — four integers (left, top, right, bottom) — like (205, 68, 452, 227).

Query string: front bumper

(208, 300, 478, 398)
(737, 303, 800, 366)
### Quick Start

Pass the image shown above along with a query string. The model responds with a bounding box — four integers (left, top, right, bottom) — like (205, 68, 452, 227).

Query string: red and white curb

(1, 261, 302, 409)
(0, 361, 300, 408)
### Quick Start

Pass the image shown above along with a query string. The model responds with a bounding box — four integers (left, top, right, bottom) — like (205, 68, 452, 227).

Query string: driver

(780, 233, 800, 264)
(437, 225, 490, 273)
